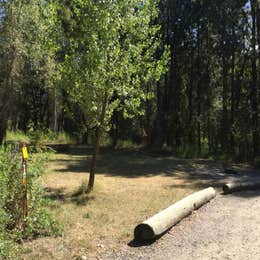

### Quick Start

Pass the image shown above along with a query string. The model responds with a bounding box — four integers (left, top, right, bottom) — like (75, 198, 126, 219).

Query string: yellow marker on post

(22, 146, 28, 159)
(21, 143, 28, 223)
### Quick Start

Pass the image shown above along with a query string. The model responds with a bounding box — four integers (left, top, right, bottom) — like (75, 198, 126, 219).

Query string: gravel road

(100, 169, 260, 260)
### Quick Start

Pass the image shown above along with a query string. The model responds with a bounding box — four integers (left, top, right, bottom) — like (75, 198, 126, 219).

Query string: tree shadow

(166, 181, 224, 191)
(128, 238, 156, 248)
(127, 228, 170, 248)
(44, 187, 95, 206)
(224, 188, 260, 198)
(51, 146, 213, 177)
(44, 187, 67, 201)
(50, 145, 260, 191)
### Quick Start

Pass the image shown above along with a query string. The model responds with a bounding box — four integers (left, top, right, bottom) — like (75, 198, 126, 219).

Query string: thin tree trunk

(197, 27, 201, 154)
(0, 46, 16, 144)
(156, 81, 164, 146)
(145, 83, 153, 145)
(254, 0, 260, 157)
(87, 94, 107, 192)
(251, 0, 259, 158)
(52, 88, 58, 133)
(230, 34, 235, 152)
(221, 27, 229, 153)
(188, 64, 194, 146)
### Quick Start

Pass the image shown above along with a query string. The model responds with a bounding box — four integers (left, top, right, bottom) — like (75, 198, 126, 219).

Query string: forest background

(0, 0, 259, 167)
(0, 0, 259, 257)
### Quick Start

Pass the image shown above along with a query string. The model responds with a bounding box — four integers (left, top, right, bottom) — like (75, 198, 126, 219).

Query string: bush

(0, 145, 60, 258)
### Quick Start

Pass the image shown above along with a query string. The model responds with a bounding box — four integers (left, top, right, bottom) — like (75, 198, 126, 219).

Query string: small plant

(72, 180, 89, 197)
(83, 213, 91, 219)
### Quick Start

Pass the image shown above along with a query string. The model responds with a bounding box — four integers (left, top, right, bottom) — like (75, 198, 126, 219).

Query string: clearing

(20, 145, 260, 259)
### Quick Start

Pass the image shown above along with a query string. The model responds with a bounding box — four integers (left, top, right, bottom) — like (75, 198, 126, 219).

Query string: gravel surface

(99, 169, 260, 260)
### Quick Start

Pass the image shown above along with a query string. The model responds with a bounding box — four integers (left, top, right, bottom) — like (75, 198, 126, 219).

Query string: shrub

(0, 145, 60, 258)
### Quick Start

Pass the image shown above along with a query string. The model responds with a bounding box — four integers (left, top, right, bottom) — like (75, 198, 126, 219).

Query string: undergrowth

(6, 130, 74, 147)
(0, 145, 60, 259)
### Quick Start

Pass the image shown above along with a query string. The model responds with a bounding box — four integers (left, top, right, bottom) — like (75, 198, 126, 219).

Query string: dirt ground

(20, 146, 260, 259)
(101, 190, 260, 260)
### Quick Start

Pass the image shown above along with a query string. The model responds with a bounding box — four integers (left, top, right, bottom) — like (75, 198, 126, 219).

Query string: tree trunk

(221, 30, 229, 153)
(51, 88, 58, 133)
(250, 0, 259, 158)
(0, 46, 16, 144)
(230, 34, 235, 152)
(188, 64, 194, 146)
(156, 80, 164, 146)
(197, 27, 201, 154)
(145, 83, 153, 146)
(87, 95, 107, 192)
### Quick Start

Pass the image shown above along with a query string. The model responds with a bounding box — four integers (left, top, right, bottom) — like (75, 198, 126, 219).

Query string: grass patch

(6, 131, 30, 143)
(19, 146, 228, 259)
(6, 130, 75, 147)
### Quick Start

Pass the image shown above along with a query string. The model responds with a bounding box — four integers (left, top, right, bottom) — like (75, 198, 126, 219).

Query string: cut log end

(223, 183, 231, 194)
(134, 223, 155, 240)
(223, 182, 260, 194)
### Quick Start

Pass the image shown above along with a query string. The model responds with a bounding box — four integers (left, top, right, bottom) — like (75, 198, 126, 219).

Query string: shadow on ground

(50, 145, 222, 177)
(128, 239, 156, 248)
(44, 186, 95, 206)
(49, 145, 260, 195)
(226, 189, 260, 198)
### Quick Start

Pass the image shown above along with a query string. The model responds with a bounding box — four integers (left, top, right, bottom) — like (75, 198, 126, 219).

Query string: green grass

(6, 130, 30, 143)
(19, 146, 227, 259)
(6, 130, 75, 146)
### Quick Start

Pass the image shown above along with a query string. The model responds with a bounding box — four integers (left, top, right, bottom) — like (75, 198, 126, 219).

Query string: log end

(134, 223, 155, 240)
(223, 182, 260, 194)
(223, 183, 231, 194)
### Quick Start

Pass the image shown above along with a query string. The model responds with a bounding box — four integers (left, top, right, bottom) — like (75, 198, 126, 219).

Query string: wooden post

(21, 143, 28, 223)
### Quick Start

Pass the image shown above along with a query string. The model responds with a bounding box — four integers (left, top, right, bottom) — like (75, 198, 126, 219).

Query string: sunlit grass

(20, 147, 220, 259)
(6, 130, 30, 143)
(6, 130, 75, 146)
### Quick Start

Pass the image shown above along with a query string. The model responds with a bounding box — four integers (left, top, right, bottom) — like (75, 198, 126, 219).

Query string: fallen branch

(134, 187, 216, 240)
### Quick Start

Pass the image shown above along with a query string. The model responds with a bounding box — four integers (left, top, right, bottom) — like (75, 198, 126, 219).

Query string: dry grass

(20, 146, 224, 259)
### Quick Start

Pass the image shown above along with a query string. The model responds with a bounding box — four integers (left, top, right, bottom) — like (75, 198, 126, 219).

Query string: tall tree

(61, 0, 167, 191)
(251, 0, 259, 157)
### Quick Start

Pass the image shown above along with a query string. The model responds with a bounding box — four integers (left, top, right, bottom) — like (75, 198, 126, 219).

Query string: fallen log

(134, 187, 216, 240)
(223, 181, 260, 194)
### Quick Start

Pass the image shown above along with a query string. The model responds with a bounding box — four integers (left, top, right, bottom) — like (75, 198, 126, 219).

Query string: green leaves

(61, 0, 166, 130)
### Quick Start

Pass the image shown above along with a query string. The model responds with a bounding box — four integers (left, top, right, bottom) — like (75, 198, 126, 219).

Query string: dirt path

(101, 190, 260, 260)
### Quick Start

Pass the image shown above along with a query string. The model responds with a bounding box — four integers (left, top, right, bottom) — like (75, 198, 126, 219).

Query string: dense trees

(154, 0, 259, 160)
(0, 1, 259, 189)
(0, 0, 59, 140)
